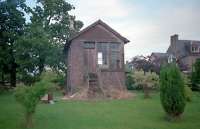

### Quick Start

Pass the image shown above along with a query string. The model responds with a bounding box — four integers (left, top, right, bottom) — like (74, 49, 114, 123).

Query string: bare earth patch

(61, 88, 135, 100)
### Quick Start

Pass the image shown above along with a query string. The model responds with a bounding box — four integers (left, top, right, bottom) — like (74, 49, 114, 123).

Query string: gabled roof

(69, 19, 130, 43)
(167, 40, 200, 58)
(151, 52, 168, 58)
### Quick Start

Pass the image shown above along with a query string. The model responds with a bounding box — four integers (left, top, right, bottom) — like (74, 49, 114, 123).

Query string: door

(84, 42, 96, 73)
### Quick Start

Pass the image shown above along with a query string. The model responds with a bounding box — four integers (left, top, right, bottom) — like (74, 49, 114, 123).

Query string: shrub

(17, 72, 40, 86)
(160, 64, 186, 120)
(191, 59, 200, 91)
(41, 71, 65, 88)
(133, 70, 159, 98)
(53, 74, 65, 87)
(14, 81, 51, 128)
(182, 74, 193, 102)
(125, 73, 135, 90)
(133, 70, 159, 90)
(184, 85, 193, 102)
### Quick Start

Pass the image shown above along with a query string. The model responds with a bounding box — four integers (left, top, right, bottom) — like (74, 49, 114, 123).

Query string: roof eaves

(69, 19, 130, 43)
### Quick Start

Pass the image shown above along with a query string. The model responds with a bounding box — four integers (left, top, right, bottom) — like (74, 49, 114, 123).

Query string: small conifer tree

(160, 64, 186, 120)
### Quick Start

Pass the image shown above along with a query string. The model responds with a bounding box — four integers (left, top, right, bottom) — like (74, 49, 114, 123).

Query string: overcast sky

(27, 0, 200, 61)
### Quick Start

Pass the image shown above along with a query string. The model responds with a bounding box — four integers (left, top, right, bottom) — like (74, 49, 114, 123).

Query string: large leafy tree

(15, 0, 83, 85)
(34, 0, 83, 43)
(0, 0, 27, 87)
(31, 0, 83, 77)
(14, 23, 50, 85)
(1, 0, 83, 86)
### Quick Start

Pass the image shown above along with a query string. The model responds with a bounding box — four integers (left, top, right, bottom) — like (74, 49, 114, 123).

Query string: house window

(191, 46, 199, 53)
(110, 43, 121, 69)
(110, 43, 120, 51)
(97, 52, 103, 65)
(97, 43, 108, 66)
(168, 54, 176, 63)
(84, 42, 95, 49)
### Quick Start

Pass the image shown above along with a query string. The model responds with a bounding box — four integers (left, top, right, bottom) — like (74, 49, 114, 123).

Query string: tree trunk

(39, 58, 45, 75)
(1, 71, 5, 86)
(10, 43, 16, 87)
(143, 84, 150, 98)
(25, 112, 33, 128)
(10, 62, 16, 87)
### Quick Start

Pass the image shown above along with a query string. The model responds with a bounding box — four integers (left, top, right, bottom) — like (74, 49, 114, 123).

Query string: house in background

(167, 34, 200, 72)
(149, 52, 168, 67)
(65, 20, 129, 96)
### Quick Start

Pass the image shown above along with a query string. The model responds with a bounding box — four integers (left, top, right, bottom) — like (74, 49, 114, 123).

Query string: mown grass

(0, 91, 200, 129)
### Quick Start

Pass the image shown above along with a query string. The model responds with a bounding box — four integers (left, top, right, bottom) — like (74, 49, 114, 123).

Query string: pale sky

(27, 0, 200, 61)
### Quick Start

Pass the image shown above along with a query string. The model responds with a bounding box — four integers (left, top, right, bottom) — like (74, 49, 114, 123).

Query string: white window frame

(97, 52, 103, 65)
(191, 46, 199, 53)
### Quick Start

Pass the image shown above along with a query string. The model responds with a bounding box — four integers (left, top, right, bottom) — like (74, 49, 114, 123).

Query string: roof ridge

(69, 19, 130, 43)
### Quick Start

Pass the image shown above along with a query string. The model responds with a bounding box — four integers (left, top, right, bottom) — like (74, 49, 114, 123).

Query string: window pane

(84, 42, 95, 49)
(98, 52, 103, 65)
(98, 52, 102, 59)
(110, 51, 120, 69)
(110, 43, 120, 51)
(97, 43, 107, 65)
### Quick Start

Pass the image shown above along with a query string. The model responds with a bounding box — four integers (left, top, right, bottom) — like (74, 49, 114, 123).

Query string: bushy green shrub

(125, 73, 135, 90)
(160, 64, 186, 120)
(133, 70, 159, 90)
(41, 71, 65, 87)
(184, 85, 193, 102)
(182, 74, 193, 102)
(14, 81, 51, 128)
(191, 59, 200, 91)
(133, 70, 159, 98)
(53, 75, 65, 87)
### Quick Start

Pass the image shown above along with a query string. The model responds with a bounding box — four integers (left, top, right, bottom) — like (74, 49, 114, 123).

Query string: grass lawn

(0, 91, 200, 129)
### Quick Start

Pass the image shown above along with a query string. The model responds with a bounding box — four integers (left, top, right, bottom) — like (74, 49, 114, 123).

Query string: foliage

(133, 70, 159, 90)
(31, 0, 83, 43)
(184, 85, 193, 102)
(0, 0, 83, 86)
(14, 81, 52, 127)
(132, 70, 159, 98)
(30, 0, 83, 72)
(182, 74, 193, 102)
(125, 72, 135, 90)
(16, 0, 83, 85)
(0, 0, 27, 86)
(52, 74, 65, 87)
(14, 23, 50, 85)
(160, 64, 186, 119)
(40, 71, 65, 87)
(191, 59, 200, 91)
(129, 56, 154, 73)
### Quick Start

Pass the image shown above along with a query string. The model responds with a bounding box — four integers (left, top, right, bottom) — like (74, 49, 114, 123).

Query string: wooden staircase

(87, 73, 103, 98)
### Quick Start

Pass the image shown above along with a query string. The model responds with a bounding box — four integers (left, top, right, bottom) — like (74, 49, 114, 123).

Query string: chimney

(170, 34, 179, 45)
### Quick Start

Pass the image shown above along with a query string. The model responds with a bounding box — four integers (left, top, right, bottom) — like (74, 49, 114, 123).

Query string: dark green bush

(14, 81, 51, 128)
(184, 85, 193, 102)
(191, 59, 200, 91)
(125, 73, 135, 90)
(160, 64, 186, 120)
(52, 75, 65, 87)
(182, 74, 193, 102)
(41, 71, 65, 87)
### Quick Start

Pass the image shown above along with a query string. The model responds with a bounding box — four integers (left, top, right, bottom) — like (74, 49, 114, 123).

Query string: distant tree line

(127, 55, 160, 74)
(126, 55, 200, 91)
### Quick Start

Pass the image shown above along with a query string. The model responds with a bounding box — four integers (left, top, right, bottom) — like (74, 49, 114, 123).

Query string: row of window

(84, 42, 121, 69)
(191, 46, 200, 53)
